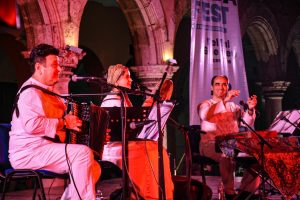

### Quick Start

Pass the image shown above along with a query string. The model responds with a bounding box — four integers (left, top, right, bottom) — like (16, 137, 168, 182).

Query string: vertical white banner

(189, 0, 249, 125)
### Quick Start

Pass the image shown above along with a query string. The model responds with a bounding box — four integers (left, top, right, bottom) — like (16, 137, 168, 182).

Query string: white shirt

(198, 99, 255, 141)
(9, 77, 65, 163)
(101, 93, 132, 107)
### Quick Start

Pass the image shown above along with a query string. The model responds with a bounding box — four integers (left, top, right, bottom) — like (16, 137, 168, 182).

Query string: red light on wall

(0, 0, 17, 27)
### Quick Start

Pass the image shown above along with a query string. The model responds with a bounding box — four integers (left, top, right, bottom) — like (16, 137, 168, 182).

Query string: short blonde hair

(107, 64, 127, 85)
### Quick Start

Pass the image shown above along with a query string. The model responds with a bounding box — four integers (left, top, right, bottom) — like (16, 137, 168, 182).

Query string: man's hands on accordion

(56, 112, 111, 144)
(56, 111, 83, 142)
(64, 111, 83, 132)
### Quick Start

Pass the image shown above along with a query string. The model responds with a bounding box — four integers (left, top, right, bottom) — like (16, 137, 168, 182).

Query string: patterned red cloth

(222, 132, 300, 199)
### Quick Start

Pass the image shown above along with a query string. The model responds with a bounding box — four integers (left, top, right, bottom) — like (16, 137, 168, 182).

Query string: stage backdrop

(189, 0, 249, 125)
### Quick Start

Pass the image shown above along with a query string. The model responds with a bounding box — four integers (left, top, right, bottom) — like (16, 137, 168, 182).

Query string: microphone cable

(143, 139, 164, 198)
(142, 107, 173, 140)
(47, 178, 56, 200)
(64, 143, 82, 200)
(140, 104, 174, 199)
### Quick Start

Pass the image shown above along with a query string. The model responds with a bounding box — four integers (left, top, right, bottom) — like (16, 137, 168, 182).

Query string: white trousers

(10, 142, 101, 200)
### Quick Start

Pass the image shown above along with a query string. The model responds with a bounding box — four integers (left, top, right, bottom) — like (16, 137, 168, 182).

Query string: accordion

(68, 102, 109, 159)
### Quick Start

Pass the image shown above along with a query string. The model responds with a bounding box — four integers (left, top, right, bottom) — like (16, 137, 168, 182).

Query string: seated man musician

(101, 64, 174, 200)
(9, 44, 101, 200)
(198, 75, 260, 200)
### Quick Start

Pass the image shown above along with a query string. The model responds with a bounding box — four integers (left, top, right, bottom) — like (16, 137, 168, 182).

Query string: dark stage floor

(1, 175, 296, 200)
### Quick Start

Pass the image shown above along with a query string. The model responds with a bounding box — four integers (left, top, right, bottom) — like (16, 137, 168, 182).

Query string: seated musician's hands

(224, 89, 240, 103)
(64, 111, 82, 132)
(105, 128, 111, 144)
(247, 95, 257, 110)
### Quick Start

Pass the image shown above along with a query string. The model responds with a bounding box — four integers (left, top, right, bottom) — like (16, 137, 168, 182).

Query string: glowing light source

(162, 49, 173, 63)
(65, 33, 78, 47)
(64, 23, 79, 47)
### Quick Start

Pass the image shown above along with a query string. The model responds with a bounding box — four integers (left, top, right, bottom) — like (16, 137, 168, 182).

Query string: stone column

(262, 81, 290, 126)
(54, 47, 86, 94)
(130, 65, 179, 148)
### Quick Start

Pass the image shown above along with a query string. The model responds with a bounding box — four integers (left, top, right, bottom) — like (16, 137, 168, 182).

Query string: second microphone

(130, 120, 156, 129)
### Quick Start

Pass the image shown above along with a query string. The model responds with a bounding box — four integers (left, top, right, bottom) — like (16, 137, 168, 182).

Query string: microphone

(166, 58, 177, 65)
(132, 81, 152, 92)
(71, 75, 105, 82)
(129, 120, 156, 129)
(239, 100, 249, 111)
(239, 100, 260, 116)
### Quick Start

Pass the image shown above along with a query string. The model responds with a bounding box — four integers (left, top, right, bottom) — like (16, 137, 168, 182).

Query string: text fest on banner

(189, 0, 249, 125)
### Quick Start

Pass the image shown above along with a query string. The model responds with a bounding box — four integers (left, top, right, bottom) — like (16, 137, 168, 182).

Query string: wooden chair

(188, 125, 217, 184)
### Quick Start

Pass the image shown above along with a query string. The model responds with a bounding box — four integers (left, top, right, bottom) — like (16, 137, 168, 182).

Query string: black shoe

(225, 193, 237, 200)
(235, 191, 255, 200)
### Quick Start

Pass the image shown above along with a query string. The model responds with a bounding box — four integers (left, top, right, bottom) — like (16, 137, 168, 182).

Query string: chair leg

(31, 172, 46, 200)
(64, 178, 69, 189)
(32, 178, 38, 200)
(36, 175, 46, 200)
(200, 162, 207, 184)
(1, 177, 10, 200)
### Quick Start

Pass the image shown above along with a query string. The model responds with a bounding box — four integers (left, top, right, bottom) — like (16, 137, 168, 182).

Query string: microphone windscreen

(129, 122, 136, 129)
(167, 58, 177, 65)
(71, 75, 78, 82)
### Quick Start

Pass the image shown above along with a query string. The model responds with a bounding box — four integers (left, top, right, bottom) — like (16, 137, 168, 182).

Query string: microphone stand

(71, 78, 155, 199)
(106, 85, 154, 200)
(118, 91, 129, 200)
(64, 89, 129, 199)
(64, 92, 116, 98)
(105, 84, 154, 199)
(151, 62, 174, 200)
(167, 117, 192, 199)
(239, 117, 272, 199)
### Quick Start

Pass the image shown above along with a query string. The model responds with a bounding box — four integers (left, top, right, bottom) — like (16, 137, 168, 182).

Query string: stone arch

(17, 0, 180, 66)
(17, 0, 87, 49)
(117, 0, 169, 65)
(282, 17, 300, 110)
(240, 3, 282, 128)
(79, 1, 132, 68)
(246, 17, 278, 63)
(240, 3, 279, 63)
(240, 2, 280, 81)
(285, 17, 300, 71)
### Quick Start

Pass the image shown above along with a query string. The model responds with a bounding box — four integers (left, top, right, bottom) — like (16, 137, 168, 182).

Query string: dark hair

(29, 43, 59, 73)
(210, 75, 229, 86)
(210, 75, 230, 95)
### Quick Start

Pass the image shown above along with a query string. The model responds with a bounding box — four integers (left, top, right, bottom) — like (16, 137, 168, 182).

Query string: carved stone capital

(262, 81, 290, 99)
(262, 81, 290, 126)
(55, 47, 86, 94)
